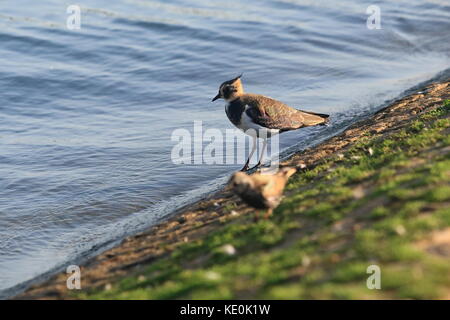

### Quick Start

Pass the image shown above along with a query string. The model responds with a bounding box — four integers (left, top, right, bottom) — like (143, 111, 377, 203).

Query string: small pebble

(219, 244, 236, 256)
(137, 275, 146, 282)
(301, 255, 311, 267)
(395, 225, 406, 236)
(204, 271, 221, 281)
(352, 186, 365, 199)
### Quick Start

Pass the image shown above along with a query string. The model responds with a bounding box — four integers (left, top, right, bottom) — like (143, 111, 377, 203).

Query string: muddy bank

(16, 80, 450, 299)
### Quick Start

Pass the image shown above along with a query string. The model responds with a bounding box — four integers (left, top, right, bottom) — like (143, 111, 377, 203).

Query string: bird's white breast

(239, 105, 279, 138)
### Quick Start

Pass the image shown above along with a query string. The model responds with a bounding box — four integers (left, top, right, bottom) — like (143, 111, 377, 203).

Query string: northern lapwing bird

(212, 75, 329, 171)
(229, 167, 296, 220)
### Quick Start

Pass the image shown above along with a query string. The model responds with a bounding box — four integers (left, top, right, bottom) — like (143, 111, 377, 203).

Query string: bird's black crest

(221, 74, 243, 87)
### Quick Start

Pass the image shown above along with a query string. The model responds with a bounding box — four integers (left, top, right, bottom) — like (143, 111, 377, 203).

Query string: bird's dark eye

(223, 85, 236, 98)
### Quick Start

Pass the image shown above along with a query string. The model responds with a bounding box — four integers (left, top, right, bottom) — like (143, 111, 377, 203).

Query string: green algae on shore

(76, 99, 450, 300)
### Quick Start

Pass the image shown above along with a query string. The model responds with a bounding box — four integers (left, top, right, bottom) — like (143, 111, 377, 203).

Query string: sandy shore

(15, 78, 450, 299)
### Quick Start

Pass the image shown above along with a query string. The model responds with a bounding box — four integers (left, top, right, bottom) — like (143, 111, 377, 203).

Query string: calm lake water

(1, 0, 449, 297)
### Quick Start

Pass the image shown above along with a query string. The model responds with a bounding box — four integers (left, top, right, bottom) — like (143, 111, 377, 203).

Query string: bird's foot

(240, 164, 250, 172)
(240, 159, 251, 171)
(247, 162, 262, 172)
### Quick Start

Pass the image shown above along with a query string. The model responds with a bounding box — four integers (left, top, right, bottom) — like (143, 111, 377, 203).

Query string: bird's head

(228, 171, 252, 193)
(212, 74, 244, 102)
(278, 167, 297, 180)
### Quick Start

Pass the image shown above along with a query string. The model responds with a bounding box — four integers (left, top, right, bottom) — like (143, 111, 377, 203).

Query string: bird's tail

(298, 109, 330, 126)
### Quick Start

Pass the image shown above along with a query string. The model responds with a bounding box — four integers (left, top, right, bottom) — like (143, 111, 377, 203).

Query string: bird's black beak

(212, 92, 221, 102)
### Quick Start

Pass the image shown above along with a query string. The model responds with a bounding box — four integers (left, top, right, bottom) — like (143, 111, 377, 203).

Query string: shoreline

(15, 78, 450, 299)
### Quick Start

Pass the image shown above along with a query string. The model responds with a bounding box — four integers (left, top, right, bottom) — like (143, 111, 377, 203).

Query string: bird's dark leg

(247, 162, 261, 172)
(263, 208, 273, 220)
(240, 136, 257, 171)
(253, 210, 260, 222)
(248, 139, 267, 171)
(240, 158, 250, 172)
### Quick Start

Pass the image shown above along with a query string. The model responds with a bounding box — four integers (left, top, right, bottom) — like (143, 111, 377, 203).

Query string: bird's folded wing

(244, 95, 327, 130)
(243, 95, 305, 130)
(251, 174, 273, 190)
